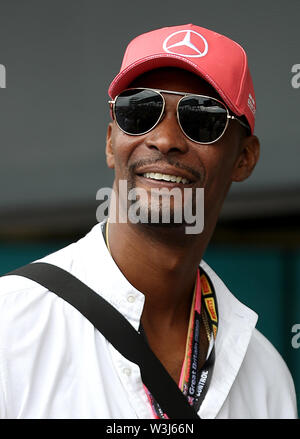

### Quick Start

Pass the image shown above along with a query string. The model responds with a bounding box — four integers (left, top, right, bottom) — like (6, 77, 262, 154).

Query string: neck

(106, 219, 210, 331)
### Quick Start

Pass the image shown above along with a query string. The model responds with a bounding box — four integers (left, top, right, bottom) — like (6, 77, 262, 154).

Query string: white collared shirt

(0, 223, 297, 419)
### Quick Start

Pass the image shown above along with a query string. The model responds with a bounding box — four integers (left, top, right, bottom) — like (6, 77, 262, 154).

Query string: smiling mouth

(141, 172, 190, 185)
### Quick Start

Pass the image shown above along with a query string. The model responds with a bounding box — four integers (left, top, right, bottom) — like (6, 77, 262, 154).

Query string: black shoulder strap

(2, 262, 200, 419)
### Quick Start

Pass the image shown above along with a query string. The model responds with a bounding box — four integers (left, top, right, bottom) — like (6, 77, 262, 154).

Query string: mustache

(129, 157, 205, 182)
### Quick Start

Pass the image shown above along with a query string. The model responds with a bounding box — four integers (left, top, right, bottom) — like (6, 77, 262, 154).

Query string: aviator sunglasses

(109, 88, 250, 145)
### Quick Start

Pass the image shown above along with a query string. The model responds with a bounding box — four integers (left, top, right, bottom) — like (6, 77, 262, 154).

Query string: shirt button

(123, 368, 131, 377)
(127, 295, 136, 303)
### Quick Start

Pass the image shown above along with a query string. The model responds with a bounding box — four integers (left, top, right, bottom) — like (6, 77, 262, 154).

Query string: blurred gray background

(0, 0, 299, 415)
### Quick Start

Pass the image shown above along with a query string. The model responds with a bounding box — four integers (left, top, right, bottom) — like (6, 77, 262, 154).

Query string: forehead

(128, 67, 221, 99)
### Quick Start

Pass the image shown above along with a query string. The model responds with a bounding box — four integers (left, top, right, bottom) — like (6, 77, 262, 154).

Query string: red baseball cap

(108, 24, 256, 133)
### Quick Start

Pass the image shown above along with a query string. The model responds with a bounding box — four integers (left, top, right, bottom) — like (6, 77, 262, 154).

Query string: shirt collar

(71, 222, 146, 330)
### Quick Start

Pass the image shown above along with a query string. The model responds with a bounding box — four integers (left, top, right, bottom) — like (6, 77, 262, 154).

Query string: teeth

(142, 172, 190, 184)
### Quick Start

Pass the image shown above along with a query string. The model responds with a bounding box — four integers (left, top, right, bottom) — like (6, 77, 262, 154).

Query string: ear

(106, 122, 115, 169)
(231, 135, 260, 182)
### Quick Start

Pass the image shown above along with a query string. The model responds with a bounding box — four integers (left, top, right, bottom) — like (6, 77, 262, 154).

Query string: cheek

(201, 131, 241, 186)
(201, 148, 239, 205)
(110, 128, 137, 172)
(202, 148, 232, 182)
(210, 155, 236, 181)
(111, 123, 163, 174)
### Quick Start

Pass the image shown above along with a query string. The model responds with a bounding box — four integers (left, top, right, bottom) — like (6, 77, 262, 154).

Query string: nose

(144, 104, 189, 155)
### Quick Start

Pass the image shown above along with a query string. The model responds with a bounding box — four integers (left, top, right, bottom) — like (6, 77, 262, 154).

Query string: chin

(128, 203, 187, 229)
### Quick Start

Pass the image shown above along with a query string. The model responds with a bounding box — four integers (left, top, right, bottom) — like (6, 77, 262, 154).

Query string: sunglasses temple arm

(228, 115, 250, 133)
(108, 100, 115, 120)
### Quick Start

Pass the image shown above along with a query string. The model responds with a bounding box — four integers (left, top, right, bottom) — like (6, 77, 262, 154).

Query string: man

(0, 24, 297, 418)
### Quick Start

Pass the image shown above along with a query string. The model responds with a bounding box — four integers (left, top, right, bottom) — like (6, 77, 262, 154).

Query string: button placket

(127, 295, 136, 303)
(122, 367, 132, 377)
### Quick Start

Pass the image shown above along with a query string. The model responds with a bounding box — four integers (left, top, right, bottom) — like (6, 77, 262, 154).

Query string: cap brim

(108, 53, 242, 117)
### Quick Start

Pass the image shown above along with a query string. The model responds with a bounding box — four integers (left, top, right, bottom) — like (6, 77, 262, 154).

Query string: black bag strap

(3, 262, 200, 419)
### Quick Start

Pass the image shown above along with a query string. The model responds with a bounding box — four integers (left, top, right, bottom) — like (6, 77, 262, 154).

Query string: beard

(121, 157, 204, 229)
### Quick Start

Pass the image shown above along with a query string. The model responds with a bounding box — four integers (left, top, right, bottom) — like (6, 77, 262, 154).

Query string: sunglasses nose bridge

(144, 105, 190, 155)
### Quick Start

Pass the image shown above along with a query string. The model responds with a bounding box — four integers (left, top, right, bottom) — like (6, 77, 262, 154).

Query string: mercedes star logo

(163, 30, 208, 58)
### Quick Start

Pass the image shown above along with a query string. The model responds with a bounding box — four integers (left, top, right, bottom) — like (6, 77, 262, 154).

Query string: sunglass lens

(178, 97, 228, 143)
(114, 89, 164, 135)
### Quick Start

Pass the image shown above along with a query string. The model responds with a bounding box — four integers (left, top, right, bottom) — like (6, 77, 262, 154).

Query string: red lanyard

(143, 268, 218, 418)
